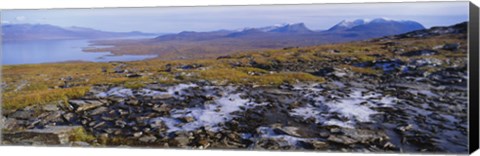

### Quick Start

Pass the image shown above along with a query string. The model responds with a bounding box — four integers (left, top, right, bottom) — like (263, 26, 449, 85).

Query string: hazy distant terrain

(84, 18, 425, 59)
(1, 24, 157, 41)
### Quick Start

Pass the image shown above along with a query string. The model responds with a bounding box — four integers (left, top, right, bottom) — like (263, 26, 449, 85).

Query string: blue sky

(0, 1, 469, 33)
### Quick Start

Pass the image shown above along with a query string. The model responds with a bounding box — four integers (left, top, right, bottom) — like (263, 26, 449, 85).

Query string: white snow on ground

(147, 86, 263, 132)
(98, 83, 199, 99)
(256, 126, 316, 147)
(98, 84, 261, 132)
(96, 87, 133, 98)
(290, 87, 398, 128)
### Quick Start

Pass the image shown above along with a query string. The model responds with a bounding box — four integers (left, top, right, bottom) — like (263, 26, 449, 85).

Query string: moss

(68, 127, 96, 143)
(357, 55, 376, 62)
(124, 82, 146, 89)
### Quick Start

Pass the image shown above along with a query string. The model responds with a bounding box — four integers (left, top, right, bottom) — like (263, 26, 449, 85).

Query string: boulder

(42, 104, 60, 112)
(8, 110, 34, 120)
(88, 106, 108, 116)
(126, 73, 142, 78)
(139, 135, 157, 143)
(442, 43, 460, 51)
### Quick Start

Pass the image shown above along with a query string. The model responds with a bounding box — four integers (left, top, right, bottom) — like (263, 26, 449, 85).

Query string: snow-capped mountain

(240, 23, 313, 33)
(329, 19, 371, 31)
(328, 18, 425, 33)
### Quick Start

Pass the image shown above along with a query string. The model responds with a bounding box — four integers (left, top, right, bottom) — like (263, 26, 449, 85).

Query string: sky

(0, 1, 469, 33)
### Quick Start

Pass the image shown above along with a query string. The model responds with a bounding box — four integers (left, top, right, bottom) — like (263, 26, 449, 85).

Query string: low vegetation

(1, 31, 466, 111)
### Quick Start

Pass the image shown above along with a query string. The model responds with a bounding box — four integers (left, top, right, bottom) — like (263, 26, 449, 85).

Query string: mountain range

(2, 18, 426, 54)
(152, 18, 425, 43)
(81, 18, 429, 60)
(1, 24, 156, 41)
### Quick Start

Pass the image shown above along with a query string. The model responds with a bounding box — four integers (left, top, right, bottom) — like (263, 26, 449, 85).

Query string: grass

(2, 87, 90, 110)
(68, 126, 96, 143)
(195, 67, 324, 85)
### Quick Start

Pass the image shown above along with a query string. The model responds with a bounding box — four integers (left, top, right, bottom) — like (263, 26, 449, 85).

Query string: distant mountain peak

(268, 22, 312, 33)
(328, 18, 424, 32)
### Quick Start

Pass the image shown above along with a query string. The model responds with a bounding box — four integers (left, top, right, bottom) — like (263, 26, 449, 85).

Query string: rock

(319, 131, 330, 138)
(396, 124, 413, 132)
(328, 49, 341, 53)
(401, 49, 438, 56)
(180, 116, 195, 123)
(148, 118, 166, 129)
(327, 135, 357, 145)
(216, 55, 232, 60)
(114, 64, 126, 73)
(299, 140, 328, 149)
(152, 104, 171, 113)
(153, 94, 173, 100)
(264, 89, 295, 95)
(383, 142, 396, 149)
(133, 132, 143, 137)
(126, 99, 139, 105)
(442, 43, 460, 51)
(341, 129, 389, 144)
(42, 104, 59, 112)
(93, 121, 106, 128)
(1, 117, 19, 131)
(69, 100, 105, 112)
(174, 135, 190, 147)
(330, 128, 342, 134)
(39, 111, 64, 125)
(88, 106, 108, 116)
(312, 67, 335, 76)
(272, 126, 302, 137)
(165, 64, 172, 72)
(8, 110, 34, 120)
(139, 135, 157, 143)
(2, 126, 85, 145)
(98, 133, 109, 144)
(126, 73, 142, 78)
(62, 113, 76, 122)
(72, 141, 90, 147)
(115, 120, 127, 128)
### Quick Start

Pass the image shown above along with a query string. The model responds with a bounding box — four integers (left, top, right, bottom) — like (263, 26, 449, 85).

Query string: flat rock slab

(2, 126, 84, 145)
(69, 100, 105, 112)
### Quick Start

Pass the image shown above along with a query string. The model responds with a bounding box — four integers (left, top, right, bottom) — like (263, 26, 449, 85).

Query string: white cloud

(1, 20, 11, 24)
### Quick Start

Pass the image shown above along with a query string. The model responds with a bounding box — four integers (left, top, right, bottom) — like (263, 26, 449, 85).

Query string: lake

(2, 37, 157, 65)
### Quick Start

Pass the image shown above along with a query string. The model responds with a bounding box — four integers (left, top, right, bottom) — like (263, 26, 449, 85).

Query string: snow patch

(290, 87, 398, 128)
(156, 86, 262, 132)
(97, 87, 133, 98)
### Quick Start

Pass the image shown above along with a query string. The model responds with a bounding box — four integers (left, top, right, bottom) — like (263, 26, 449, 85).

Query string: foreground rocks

(2, 126, 88, 146)
(1, 65, 468, 153)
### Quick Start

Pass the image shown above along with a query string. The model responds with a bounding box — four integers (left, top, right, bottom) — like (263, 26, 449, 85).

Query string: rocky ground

(1, 65, 468, 153)
(1, 22, 469, 154)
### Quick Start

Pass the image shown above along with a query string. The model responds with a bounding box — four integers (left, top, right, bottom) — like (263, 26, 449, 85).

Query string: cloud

(15, 16, 26, 21)
(1, 20, 11, 24)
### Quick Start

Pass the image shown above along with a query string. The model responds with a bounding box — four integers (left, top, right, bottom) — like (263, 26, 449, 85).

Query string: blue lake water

(2, 37, 157, 65)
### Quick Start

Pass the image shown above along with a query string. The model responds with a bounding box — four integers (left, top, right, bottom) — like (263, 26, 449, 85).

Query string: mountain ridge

(2, 24, 156, 41)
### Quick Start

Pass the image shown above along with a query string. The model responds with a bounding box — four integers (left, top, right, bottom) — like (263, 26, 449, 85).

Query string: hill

(2, 24, 156, 41)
